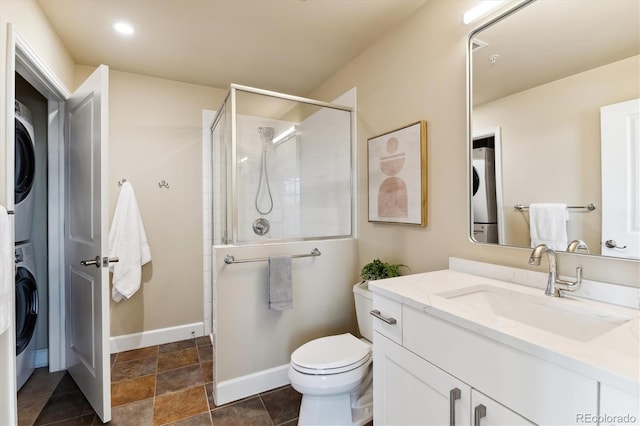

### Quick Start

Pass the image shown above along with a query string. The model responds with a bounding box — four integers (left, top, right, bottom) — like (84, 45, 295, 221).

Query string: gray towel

(269, 255, 293, 310)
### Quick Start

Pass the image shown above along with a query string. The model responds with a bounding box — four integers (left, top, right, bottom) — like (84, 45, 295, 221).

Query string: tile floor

(17, 336, 303, 425)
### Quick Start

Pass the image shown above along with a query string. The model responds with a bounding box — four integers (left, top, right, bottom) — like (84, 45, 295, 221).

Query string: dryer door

(14, 118, 36, 204)
(15, 267, 38, 356)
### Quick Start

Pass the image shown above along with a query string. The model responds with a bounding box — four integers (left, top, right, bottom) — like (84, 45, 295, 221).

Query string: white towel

(269, 255, 293, 310)
(529, 203, 569, 250)
(0, 206, 12, 335)
(109, 182, 151, 302)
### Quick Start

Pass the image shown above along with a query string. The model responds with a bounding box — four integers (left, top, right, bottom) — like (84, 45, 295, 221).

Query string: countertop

(369, 268, 640, 396)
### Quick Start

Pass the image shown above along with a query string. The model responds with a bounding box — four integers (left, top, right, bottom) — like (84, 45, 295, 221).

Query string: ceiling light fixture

(463, 1, 507, 25)
(113, 21, 135, 36)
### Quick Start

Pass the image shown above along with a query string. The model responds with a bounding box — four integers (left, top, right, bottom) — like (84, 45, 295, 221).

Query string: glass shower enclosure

(210, 84, 354, 245)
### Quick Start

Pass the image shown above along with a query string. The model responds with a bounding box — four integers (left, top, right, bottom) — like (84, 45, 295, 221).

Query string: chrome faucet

(567, 239, 590, 254)
(528, 244, 582, 297)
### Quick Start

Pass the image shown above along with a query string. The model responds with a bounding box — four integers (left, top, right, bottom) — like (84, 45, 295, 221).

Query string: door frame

(9, 26, 70, 374)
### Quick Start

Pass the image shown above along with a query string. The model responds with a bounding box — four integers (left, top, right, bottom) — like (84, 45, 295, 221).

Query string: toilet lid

(291, 333, 371, 375)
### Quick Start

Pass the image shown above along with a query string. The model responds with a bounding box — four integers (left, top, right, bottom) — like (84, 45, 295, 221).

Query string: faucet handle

(554, 266, 582, 294)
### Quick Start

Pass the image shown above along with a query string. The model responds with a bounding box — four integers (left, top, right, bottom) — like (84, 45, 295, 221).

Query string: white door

(64, 64, 111, 422)
(601, 98, 640, 259)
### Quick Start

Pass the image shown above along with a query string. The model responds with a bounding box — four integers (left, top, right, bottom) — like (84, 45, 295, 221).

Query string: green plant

(360, 258, 408, 282)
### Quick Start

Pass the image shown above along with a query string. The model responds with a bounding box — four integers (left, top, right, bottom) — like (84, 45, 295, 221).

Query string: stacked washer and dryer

(472, 136, 498, 244)
(14, 100, 39, 391)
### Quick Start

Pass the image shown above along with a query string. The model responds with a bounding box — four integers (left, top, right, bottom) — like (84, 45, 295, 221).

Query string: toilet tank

(353, 282, 373, 342)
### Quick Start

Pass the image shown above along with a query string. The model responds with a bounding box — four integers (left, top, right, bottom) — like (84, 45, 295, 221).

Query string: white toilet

(288, 282, 374, 425)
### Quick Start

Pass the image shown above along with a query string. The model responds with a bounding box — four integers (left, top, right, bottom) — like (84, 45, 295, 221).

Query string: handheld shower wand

(255, 127, 274, 215)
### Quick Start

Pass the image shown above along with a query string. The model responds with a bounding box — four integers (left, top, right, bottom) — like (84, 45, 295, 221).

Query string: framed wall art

(367, 121, 427, 226)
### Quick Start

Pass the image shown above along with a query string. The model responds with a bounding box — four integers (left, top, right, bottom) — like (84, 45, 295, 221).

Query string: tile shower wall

(236, 115, 300, 242)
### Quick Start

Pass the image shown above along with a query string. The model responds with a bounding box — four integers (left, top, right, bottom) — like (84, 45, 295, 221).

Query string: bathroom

(0, 0, 638, 425)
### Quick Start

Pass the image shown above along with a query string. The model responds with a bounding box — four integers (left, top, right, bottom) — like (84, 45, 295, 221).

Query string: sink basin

(438, 285, 632, 342)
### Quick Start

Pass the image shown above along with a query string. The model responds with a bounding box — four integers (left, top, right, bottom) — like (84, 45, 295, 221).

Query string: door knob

(605, 240, 627, 249)
(80, 255, 101, 268)
(81, 256, 119, 268)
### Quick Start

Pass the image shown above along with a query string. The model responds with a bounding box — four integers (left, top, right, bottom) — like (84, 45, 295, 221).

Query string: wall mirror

(468, 0, 640, 260)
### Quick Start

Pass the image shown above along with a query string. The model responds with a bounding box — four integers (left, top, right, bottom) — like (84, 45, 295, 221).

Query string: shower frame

(211, 83, 356, 245)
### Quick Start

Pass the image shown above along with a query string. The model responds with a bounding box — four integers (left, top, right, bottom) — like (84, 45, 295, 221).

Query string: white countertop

(369, 268, 640, 396)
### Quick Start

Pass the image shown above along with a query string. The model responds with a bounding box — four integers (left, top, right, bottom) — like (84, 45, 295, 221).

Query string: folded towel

(529, 203, 569, 250)
(269, 255, 293, 310)
(109, 182, 151, 302)
(0, 206, 10, 335)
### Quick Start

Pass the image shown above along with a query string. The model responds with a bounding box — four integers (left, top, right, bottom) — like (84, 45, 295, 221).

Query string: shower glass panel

(210, 84, 354, 244)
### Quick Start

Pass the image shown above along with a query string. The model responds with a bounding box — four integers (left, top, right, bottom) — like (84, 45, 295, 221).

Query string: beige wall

(474, 55, 640, 252)
(310, 0, 640, 287)
(215, 239, 359, 383)
(90, 66, 228, 336)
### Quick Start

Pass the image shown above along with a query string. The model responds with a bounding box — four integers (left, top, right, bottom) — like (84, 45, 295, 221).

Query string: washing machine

(472, 147, 497, 223)
(15, 241, 38, 391)
(14, 100, 36, 243)
(472, 147, 498, 243)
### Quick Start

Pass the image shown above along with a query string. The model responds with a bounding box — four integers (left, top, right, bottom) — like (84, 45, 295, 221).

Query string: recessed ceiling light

(113, 21, 135, 36)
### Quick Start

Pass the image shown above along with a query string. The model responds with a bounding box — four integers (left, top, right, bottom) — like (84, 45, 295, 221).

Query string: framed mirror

(468, 0, 640, 260)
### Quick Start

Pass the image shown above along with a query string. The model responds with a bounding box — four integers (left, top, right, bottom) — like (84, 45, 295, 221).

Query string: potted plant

(359, 258, 408, 288)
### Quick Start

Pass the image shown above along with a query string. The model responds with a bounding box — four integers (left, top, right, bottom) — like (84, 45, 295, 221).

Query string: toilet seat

(291, 333, 371, 375)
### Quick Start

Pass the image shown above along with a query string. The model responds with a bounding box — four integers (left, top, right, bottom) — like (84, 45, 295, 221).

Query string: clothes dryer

(15, 241, 38, 390)
(472, 147, 497, 224)
(14, 100, 36, 243)
(472, 147, 498, 243)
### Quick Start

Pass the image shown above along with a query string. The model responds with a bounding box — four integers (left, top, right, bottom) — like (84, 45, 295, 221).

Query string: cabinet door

(374, 332, 471, 425)
(471, 389, 535, 426)
(599, 384, 640, 426)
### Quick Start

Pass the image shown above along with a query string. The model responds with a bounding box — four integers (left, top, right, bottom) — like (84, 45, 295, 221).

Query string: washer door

(15, 267, 38, 356)
(15, 118, 36, 204)
(472, 166, 480, 196)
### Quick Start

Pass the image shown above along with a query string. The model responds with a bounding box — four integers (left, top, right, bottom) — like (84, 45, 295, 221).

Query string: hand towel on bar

(0, 206, 11, 335)
(109, 182, 151, 302)
(529, 203, 569, 250)
(269, 255, 293, 310)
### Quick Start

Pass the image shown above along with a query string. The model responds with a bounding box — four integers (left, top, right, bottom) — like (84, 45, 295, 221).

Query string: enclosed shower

(209, 84, 354, 244)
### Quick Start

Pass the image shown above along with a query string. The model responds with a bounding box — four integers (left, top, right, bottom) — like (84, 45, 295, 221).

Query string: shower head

(257, 127, 275, 141)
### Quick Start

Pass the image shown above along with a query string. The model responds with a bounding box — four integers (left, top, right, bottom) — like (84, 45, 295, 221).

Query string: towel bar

(514, 203, 596, 211)
(224, 248, 321, 264)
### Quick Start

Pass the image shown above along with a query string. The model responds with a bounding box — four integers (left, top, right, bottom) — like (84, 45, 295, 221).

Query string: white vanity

(369, 258, 639, 426)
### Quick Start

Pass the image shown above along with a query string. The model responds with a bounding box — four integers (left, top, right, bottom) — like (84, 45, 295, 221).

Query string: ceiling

(36, 0, 427, 96)
(472, 0, 640, 106)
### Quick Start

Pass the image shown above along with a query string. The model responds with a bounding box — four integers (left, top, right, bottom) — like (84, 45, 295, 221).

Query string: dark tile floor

(17, 336, 302, 425)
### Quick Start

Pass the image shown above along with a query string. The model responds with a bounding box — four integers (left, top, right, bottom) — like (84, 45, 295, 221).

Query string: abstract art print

(367, 121, 427, 225)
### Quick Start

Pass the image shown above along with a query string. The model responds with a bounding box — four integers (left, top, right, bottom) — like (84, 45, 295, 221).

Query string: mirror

(468, 0, 640, 260)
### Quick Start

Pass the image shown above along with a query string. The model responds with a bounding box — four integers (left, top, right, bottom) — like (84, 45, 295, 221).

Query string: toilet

(288, 282, 374, 425)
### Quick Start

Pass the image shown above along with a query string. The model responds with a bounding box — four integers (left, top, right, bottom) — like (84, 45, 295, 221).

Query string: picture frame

(367, 121, 427, 226)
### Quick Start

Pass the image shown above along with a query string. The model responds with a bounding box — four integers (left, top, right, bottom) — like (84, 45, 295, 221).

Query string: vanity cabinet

(470, 390, 535, 426)
(372, 294, 599, 425)
(599, 384, 640, 426)
(374, 332, 472, 425)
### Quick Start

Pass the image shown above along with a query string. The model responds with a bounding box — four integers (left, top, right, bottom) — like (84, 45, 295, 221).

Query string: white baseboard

(215, 364, 290, 405)
(34, 349, 48, 368)
(110, 322, 206, 354)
